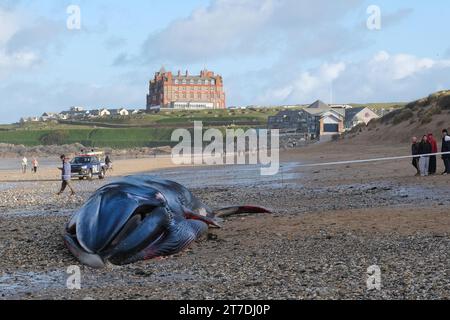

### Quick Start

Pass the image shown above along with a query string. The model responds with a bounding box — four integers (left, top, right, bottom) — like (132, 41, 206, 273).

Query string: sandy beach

(0, 140, 449, 300)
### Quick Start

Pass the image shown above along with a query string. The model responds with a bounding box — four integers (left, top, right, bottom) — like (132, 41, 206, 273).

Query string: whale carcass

(64, 176, 270, 268)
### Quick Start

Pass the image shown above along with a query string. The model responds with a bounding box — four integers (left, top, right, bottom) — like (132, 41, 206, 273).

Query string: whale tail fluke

(213, 206, 272, 218)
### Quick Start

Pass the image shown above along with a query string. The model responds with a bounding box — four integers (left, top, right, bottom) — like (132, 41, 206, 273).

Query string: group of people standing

(21, 157, 39, 174)
(411, 129, 450, 176)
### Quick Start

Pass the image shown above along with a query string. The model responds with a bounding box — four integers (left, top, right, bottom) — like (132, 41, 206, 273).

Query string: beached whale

(64, 176, 270, 268)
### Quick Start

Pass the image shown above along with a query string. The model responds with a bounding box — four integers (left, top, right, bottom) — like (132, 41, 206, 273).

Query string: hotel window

(174, 79, 179, 85)
(182, 79, 186, 84)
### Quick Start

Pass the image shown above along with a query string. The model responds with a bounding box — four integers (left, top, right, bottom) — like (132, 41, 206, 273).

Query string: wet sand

(0, 156, 181, 183)
(0, 142, 449, 300)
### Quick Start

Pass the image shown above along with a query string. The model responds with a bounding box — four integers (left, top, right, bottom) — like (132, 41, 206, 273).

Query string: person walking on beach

(418, 135, 432, 177)
(441, 129, 450, 175)
(105, 155, 113, 171)
(31, 158, 39, 173)
(57, 155, 75, 196)
(427, 133, 438, 175)
(21, 156, 28, 174)
(411, 137, 420, 176)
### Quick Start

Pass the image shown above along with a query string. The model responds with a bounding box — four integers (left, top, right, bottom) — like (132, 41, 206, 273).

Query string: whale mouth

(66, 202, 171, 268)
(107, 204, 160, 248)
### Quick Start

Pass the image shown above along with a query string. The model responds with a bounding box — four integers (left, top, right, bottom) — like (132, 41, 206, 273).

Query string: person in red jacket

(427, 133, 438, 175)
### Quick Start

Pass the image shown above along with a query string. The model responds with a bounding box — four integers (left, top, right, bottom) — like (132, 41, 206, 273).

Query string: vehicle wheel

(87, 170, 93, 180)
(79, 177, 84, 180)
(99, 169, 106, 180)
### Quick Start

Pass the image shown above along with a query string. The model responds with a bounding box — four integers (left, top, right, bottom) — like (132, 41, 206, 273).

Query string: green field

(0, 127, 179, 148)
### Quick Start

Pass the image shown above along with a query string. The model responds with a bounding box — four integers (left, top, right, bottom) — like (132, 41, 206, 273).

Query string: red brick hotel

(146, 68, 226, 111)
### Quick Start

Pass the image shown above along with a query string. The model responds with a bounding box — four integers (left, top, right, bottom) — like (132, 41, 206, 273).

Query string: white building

(41, 112, 59, 121)
(344, 107, 379, 129)
(70, 106, 85, 112)
(110, 108, 129, 116)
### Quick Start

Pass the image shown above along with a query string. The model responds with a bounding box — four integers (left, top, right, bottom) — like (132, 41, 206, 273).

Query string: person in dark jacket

(427, 133, 438, 175)
(418, 135, 432, 177)
(57, 155, 75, 196)
(105, 155, 113, 171)
(411, 136, 420, 176)
(442, 129, 450, 175)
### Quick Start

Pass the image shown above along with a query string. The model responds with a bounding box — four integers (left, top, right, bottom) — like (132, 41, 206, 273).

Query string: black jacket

(411, 143, 419, 156)
(442, 135, 450, 159)
(418, 141, 432, 155)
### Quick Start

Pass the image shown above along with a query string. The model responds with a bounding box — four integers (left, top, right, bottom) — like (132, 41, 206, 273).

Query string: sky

(0, 0, 449, 123)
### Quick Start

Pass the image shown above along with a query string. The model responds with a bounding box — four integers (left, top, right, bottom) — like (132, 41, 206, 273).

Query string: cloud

(0, 7, 68, 79)
(0, 7, 38, 77)
(0, 6, 21, 44)
(5, 18, 64, 56)
(260, 62, 346, 102)
(368, 51, 436, 81)
(115, 0, 364, 66)
(258, 51, 450, 105)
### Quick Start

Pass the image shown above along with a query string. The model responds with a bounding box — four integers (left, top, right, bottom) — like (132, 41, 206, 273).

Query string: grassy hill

(0, 108, 280, 148)
(0, 127, 176, 148)
(346, 90, 450, 144)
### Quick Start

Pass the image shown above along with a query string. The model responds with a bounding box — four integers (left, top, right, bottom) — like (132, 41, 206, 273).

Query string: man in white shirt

(21, 157, 28, 174)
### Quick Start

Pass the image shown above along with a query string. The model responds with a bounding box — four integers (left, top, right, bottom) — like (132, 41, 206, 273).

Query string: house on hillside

(41, 112, 58, 122)
(128, 109, 145, 115)
(268, 100, 345, 140)
(88, 108, 111, 118)
(318, 110, 345, 138)
(344, 107, 379, 129)
(109, 108, 129, 116)
(59, 110, 86, 120)
(70, 106, 85, 112)
(20, 117, 40, 123)
(303, 101, 345, 138)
